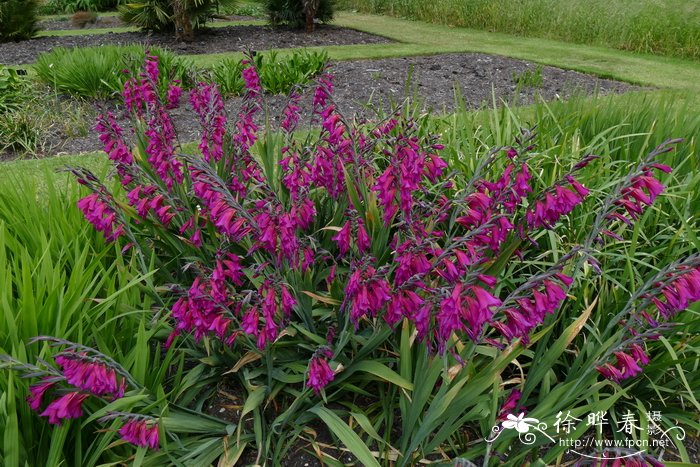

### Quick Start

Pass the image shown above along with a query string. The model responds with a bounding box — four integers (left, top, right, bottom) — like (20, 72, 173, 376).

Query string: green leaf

(350, 360, 414, 390)
(523, 298, 596, 400)
(237, 385, 267, 442)
(309, 406, 381, 467)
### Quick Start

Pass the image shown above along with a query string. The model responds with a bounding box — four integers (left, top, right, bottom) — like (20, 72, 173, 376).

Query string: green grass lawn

(337, 0, 700, 60)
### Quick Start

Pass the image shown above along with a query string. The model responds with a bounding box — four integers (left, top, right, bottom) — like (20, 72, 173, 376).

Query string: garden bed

(4, 52, 636, 159)
(0, 24, 391, 65)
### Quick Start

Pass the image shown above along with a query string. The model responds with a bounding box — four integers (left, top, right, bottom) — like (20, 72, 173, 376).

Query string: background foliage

(337, 0, 700, 60)
(0, 0, 40, 42)
(265, 0, 334, 28)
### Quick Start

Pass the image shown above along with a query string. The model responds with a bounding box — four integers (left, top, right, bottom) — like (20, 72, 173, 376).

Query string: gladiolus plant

(4, 54, 694, 464)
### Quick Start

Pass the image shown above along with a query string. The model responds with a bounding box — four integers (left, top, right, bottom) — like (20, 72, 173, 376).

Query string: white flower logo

(502, 412, 540, 433)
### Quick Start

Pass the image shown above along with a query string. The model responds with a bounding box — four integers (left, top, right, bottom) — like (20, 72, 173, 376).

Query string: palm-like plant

(119, 0, 236, 40)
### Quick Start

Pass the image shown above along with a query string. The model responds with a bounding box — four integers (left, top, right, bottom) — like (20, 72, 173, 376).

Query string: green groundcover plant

(2, 55, 698, 464)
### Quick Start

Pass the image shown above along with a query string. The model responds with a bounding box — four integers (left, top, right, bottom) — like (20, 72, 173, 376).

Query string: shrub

(119, 0, 236, 40)
(265, 0, 334, 30)
(34, 45, 192, 99)
(0, 0, 39, 42)
(70, 10, 99, 28)
(59, 57, 700, 461)
(34, 46, 328, 100)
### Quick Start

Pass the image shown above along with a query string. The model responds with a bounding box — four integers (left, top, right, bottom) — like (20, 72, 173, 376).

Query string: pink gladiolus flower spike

(306, 349, 334, 394)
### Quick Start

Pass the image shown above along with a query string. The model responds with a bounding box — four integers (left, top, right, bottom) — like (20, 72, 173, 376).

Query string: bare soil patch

(0, 24, 392, 65)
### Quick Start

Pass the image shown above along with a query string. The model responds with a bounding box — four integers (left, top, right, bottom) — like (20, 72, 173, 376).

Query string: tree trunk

(303, 0, 320, 33)
(173, 0, 194, 42)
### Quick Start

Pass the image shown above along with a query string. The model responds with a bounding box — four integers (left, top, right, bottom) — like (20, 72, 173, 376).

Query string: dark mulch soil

(9, 52, 636, 159)
(38, 15, 126, 31)
(0, 24, 392, 65)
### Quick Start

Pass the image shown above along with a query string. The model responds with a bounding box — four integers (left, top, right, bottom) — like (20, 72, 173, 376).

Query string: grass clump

(0, 66, 30, 113)
(512, 64, 543, 88)
(34, 45, 192, 99)
(212, 49, 329, 96)
(337, 0, 700, 60)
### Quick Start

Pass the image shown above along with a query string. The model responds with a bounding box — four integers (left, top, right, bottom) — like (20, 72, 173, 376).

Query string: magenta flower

(437, 284, 465, 351)
(613, 351, 644, 379)
(312, 73, 333, 114)
(372, 133, 446, 226)
(497, 389, 523, 420)
(77, 193, 123, 242)
(385, 290, 424, 327)
(629, 343, 650, 365)
(394, 240, 434, 285)
(165, 83, 182, 109)
(356, 219, 371, 253)
(525, 177, 587, 229)
(596, 363, 625, 383)
(306, 350, 334, 394)
(491, 269, 572, 345)
(649, 265, 700, 320)
(345, 264, 392, 325)
(242, 63, 262, 96)
(40, 392, 89, 425)
(95, 112, 134, 186)
(190, 83, 228, 163)
(463, 285, 502, 341)
(281, 285, 297, 318)
(143, 54, 159, 82)
(281, 92, 302, 132)
(119, 419, 160, 450)
(169, 273, 241, 345)
(241, 308, 259, 336)
(596, 349, 645, 383)
(55, 353, 125, 398)
(144, 108, 184, 190)
(604, 161, 671, 232)
(27, 379, 56, 411)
